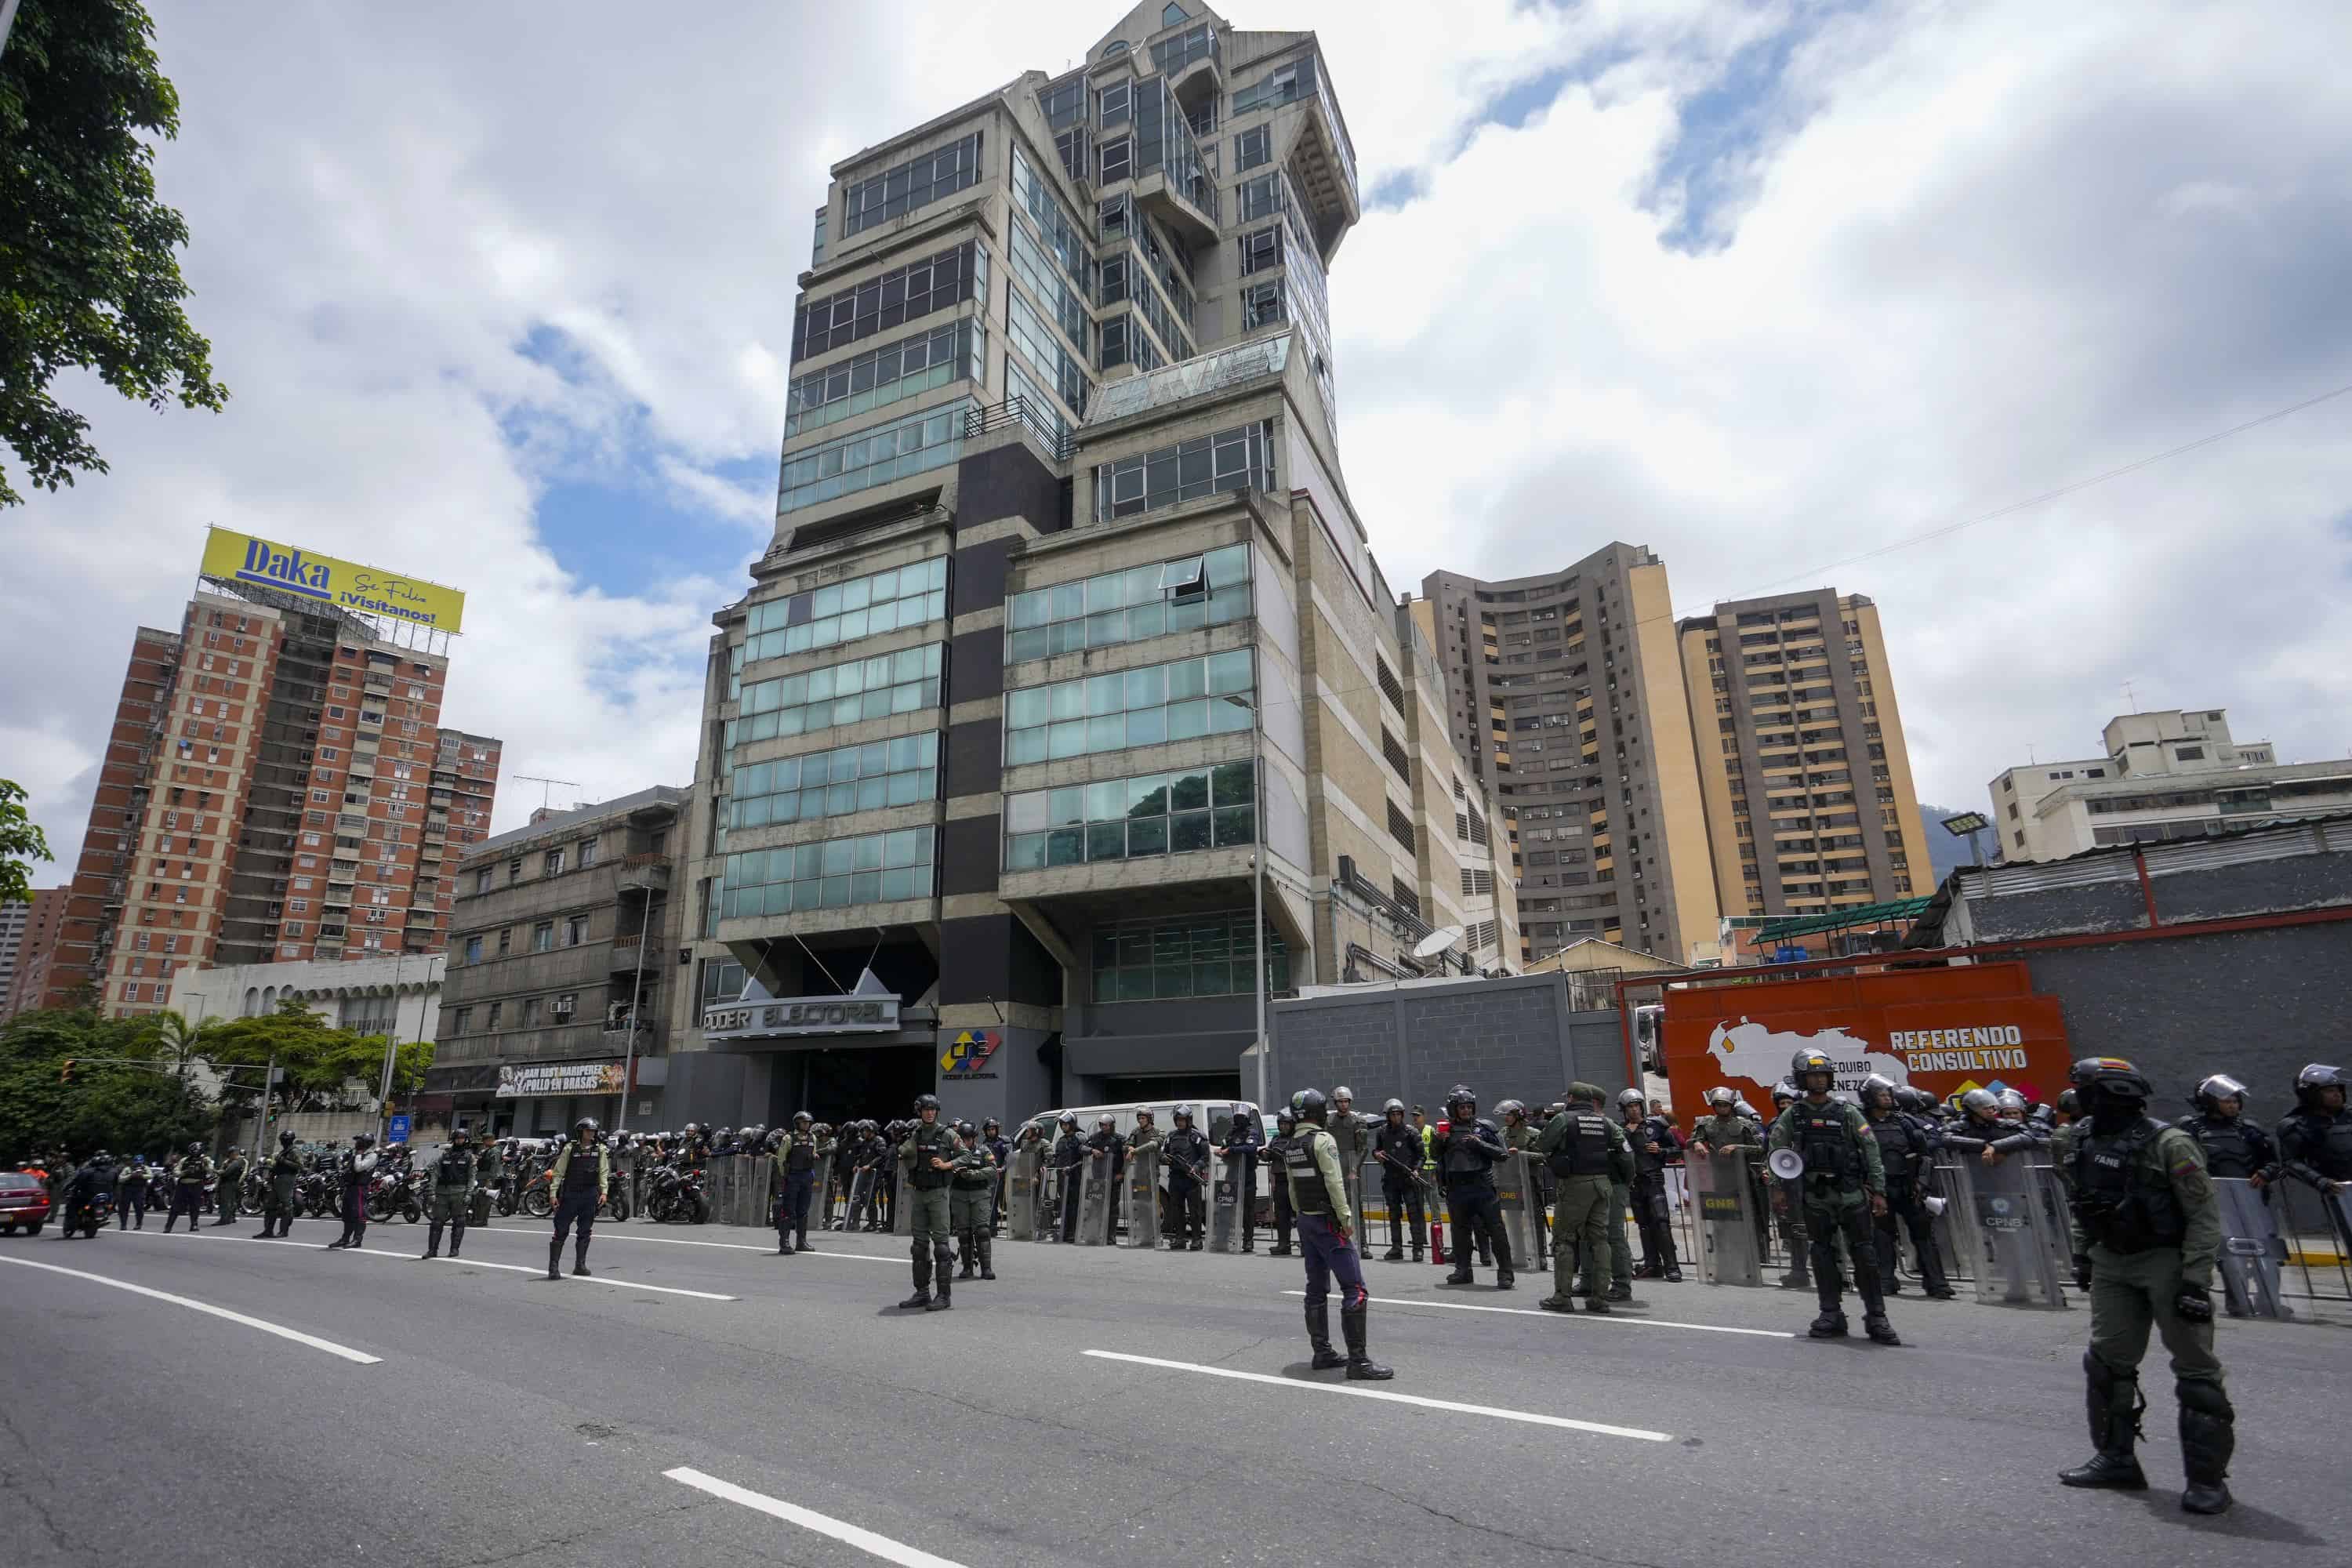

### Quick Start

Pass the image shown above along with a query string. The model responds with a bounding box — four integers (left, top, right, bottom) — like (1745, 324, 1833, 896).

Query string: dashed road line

(666, 1465, 970, 1567)
(118, 1226, 739, 1301)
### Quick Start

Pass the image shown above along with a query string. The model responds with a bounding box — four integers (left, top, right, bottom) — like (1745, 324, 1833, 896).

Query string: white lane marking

(0, 1254, 381, 1363)
(1082, 1348, 1674, 1443)
(122, 1227, 738, 1301)
(666, 1465, 969, 1568)
(1287, 1290, 1796, 1340)
(280, 1214, 903, 1265)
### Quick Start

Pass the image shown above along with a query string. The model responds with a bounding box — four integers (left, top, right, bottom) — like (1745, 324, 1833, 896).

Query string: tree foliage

(201, 999, 431, 1111)
(0, 0, 227, 508)
(0, 1002, 212, 1165)
(0, 779, 53, 904)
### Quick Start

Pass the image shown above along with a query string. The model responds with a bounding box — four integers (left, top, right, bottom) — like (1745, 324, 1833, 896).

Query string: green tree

(0, 1001, 214, 1164)
(0, 0, 227, 509)
(0, 779, 52, 904)
(205, 1000, 379, 1113)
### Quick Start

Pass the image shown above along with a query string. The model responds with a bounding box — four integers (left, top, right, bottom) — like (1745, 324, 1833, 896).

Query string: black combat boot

(978, 1231, 995, 1280)
(448, 1224, 464, 1259)
(1341, 1303, 1392, 1381)
(2060, 1353, 2148, 1490)
(1305, 1299, 1345, 1370)
(797, 1224, 811, 1252)
(2177, 1380, 2234, 1515)
(899, 1252, 932, 1309)
(422, 1219, 442, 1259)
(956, 1232, 975, 1279)
(927, 1273, 953, 1311)
(572, 1238, 591, 1276)
(546, 1239, 563, 1281)
(251, 1221, 275, 1240)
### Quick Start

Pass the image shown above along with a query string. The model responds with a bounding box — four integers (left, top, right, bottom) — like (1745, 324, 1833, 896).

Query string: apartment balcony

(1134, 167, 1218, 249)
(615, 854, 671, 896)
(608, 934, 650, 971)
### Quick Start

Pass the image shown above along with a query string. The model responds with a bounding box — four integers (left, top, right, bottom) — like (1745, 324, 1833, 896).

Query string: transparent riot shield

(1493, 1152, 1548, 1275)
(814, 1162, 838, 1231)
(1687, 1146, 1766, 1287)
(1078, 1149, 1116, 1246)
(2210, 1177, 2288, 1319)
(1210, 1149, 1247, 1252)
(1007, 1142, 1043, 1242)
(1123, 1149, 1163, 1248)
(889, 1163, 909, 1237)
(1942, 1155, 2071, 1309)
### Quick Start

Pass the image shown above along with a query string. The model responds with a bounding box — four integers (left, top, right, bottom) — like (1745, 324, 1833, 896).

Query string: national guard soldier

(2058, 1056, 2234, 1515)
(2276, 1063, 2350, 1196)
(1221, 1107, 1265, 1252)
(1050, 1112, 1086, 1243)
(1277, 1088, 1392, 1380)
(1769, 1051, 1900, 1344)
(982, 1116, 1010, 1233)
(211, 1146, 247, 1227)
(1163, 1105, 1211, 1249)
(422, 1127, 475, 1259)
(1431, 1085, 1515, 1289)
(1126, 1108, 1163, 1245)
(116, 1153, 151, 1230)
(773, 1111, 821, 1254)
(1621, 1088, 1682, 1282)
(2177, 1076, 2278, 1185)
(1501, 1099, 1537, 1155)
(607, 1132, 634, 1223)
(162, 1142, 212, 1234)
(896, 1094, 963, 1311)
(1692, 1085, 1765, 1287)
(1374, 1098, 1425, 1262)
(1269, 1105, 1299, 1255)
(950, 1120, 998, 1281)
(1538, 1083, 1634, 1313)
(1861, 1074, 1955, 1299)
(474, 1132, 504, 1225)
(546, 1119, 608, 1279)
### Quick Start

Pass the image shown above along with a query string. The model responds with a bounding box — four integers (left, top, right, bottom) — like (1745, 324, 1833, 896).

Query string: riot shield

(1209, 1149, 1247, 1252)
(1687, 1146, 1765, 1287)
(1078, 1149, 1116, 1245)
(1007, 1142, 1043, 1242)
(1122, 1149, 1163, 1248)
(1940, 1156, 2071, 1309)
(2212, 1177, 2288, 1319)
(889, 1163, 909, 1237)
(815, 1163, 838, 1232)
(1332, 1116, 1366, 1237)
(1493, 1152, 1548, 1275)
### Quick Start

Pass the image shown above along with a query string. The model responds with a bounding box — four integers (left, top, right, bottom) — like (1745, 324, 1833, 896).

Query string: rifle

(1373, 1146, 1437, 1196)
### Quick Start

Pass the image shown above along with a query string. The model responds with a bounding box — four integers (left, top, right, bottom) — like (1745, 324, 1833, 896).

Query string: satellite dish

(1413, 926, 1463, 960)
(1767, 1149, 1806, 1181)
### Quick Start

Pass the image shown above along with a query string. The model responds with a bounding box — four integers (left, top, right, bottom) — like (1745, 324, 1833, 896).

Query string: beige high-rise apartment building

(1421, 547, 1722, 967)
(1677, 590, 1931, 920)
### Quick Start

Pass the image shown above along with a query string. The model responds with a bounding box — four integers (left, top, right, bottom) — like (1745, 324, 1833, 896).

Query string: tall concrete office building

(665, 2, 1504, 1127)
(1421, 548, 1722, 967)
(45, 545, 503, 1017)
(1677, 590, 1931, 920)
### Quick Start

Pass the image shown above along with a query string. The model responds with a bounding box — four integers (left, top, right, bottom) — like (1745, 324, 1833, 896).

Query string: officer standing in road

(1860, 1074, 1955, 1300)
(1163, 1105, 1211, 1250)
(1125, 1107, 1163, 1244)
(950, 1120, 998, 1281)
(1268, 1105, 1298, 1255)
(1538, 1083, 1634, 1313)
(1769, 1051, 1900, 1344)
(115, 1154, 151, 1231)
(1431, 1086, 1514, 1289)
(2057, 1056, 2234, 1515)
(422, 1127, 475, 1259)
(1621, 1089, 1682, 1282)
(1276, 1088, 1392, 1380)
(772, 1110, 820, 1255)
(211, 1146, 246, 1227)
(1049, 1112, 1085, 1243)
(1763, 1080, 1809, 1288)
(982, 1116, 1011, 1234)
(473, 1132, 503, 1226)
(250, 1132, 299, 1238)
(327, 1133, 378, 1250)
(2177, 1076, 2278, 1185)
(161, 1142, 211, 1234)
(1221, 1107, 1265, 1252)
(1373, 1098, 1425, 1262)
(1084, 1113, 1126, 1244)
(546, 1119, 608, 1279)
(607, 1132, 634, 1224)
(2276, 1064, 2350, 1197)
(896, 1094, 964, 1311)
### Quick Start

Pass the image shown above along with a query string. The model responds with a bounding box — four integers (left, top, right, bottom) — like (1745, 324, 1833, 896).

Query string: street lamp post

(1939, 811, 1991, 868)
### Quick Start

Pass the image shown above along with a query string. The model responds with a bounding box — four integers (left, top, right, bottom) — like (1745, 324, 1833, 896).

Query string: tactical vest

(2291, 1112, 2352, 1180)
(122, 1164, 149, 1189)
(2072, 1120, 2184, 1254)
(1280, 1131, 1334, 1218)
(1794, 1102, 1860, 1184)
(436, 1147, 475, 1191)
(784, 1134, 816, 1173)
(1546, 1114, 1615, 1178)
(1441, 1123, 1494, 1179)
(2185, 1116, 2256, 1179)
(560, 1145, 601, 1198)
(1867, 1114, 1918, 1182)
(908, 1123, 956, 1189)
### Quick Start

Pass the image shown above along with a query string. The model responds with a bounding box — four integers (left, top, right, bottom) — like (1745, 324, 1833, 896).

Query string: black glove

(2172, 1284, 2213, 1323)
(2071, 1254, 2094, 1293)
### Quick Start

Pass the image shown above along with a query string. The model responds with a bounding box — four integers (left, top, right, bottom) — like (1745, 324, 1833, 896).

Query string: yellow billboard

(200, 526, 466, 633)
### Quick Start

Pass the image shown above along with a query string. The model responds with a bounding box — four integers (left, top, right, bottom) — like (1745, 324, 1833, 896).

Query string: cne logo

(236, 537, 334, 601)
(939, 1029, 1002, 1076)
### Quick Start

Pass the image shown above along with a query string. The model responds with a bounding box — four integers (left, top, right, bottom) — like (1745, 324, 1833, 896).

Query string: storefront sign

(702, 994, 901, 1040)
(495, 1061, 627, 1098)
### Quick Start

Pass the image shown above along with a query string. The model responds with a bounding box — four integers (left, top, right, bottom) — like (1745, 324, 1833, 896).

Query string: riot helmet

(1333, 1087, 1353, 1109)
(450, 1126, 472, 1145)
(1958, 1087, 2000, 1120)
(574, 1117, 599, 1138)
(1617, 1088, 1645, 1112)
(1096, 1114, 1116, 1131)
(914, 1093, 941, 1118)
(2295, 1062, 2345, 1110)
(2071, 1056, 2154, 1130)
(354, 1133, 375, 1149)
(1859, 1073, 1899, 1111)
(982, 1117, 1000, 1134)
(1383, 1098, 1406, 1120)
(2030, 1104, 2057, 1127)
(1790, 1051, 1835, 1094)
(1707, 1087, 1737, 1109)
(1994, 1089, 2027, 1120)
(1133, 1108, 1156, 1126)
(2193, 1075, 2247, 1117)
(1497, 1098, 1525, 1123)
(1445, 1084, 1476, 1118)
(1295, 1087, 1329, 1125)
(955, 1120, 977, 1139)
(278, 1130, 297, 1145)
(188, 1142, 205, 1156)
(1771, 1080, 1797, 1106)
(683, 1122, 701, 1136)
(1733, 1097, 1759, 1119)
(793, 1110, 813, 1127)
(2055, 1089, 2080, 1120)
(1058, 1112, 1080, 1129)
(1232, 1107, 1253, 1128)
(1172, 1105, 1193, 1126)
(1276, 1107, 1297, 1132)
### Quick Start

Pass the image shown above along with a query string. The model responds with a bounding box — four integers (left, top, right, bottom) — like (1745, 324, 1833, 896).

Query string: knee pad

(2176, 1379, 2233, 1421)
(2084, 1349, 2136, 1392)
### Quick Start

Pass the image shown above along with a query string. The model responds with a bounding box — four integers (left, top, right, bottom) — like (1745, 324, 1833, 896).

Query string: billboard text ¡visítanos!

(201, 527, 466, 633)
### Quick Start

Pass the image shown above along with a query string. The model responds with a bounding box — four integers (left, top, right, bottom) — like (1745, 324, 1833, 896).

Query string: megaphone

(1923, 1195, 1947, 1217)
(1767, 1148, 1806, 1181)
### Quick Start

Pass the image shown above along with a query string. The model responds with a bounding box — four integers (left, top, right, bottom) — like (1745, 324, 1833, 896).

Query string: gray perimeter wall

(1271, 972, 1632, 1112)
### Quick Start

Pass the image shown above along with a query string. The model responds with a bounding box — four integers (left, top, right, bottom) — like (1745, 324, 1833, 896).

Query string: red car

(0, 1171, 54, 1235)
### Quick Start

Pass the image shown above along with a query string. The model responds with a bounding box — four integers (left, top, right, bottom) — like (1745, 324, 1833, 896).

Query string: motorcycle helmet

(354, 1133, 375, 1149)
(1445, 1084, 1476, 1117)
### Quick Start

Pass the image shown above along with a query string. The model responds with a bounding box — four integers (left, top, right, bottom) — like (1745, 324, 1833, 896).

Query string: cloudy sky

(8, 0, 2350, 878)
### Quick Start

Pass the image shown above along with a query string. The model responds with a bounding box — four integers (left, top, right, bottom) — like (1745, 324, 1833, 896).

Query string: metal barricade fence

(2274, 1182, 2352, 1307)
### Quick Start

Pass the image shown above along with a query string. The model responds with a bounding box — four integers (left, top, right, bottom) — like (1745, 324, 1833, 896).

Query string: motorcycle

(643, 1164, 710, 1225)
(66, 1191, 111, 1238)
(364, 1169, 423, 1225)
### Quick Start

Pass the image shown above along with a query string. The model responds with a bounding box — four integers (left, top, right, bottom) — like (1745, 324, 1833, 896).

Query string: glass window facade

(728, 733, 939, 830)
(841, 132, 981, 238)
(785, 319, 982, 437)
(1003, 358, 1073, 454)
(1005, 543, 1250, 663)
(1007, 289, 1093, 412)
(742, 557, 948, 662)
(1007, 223, 1089, 353)
(721, 828, 935, 919)
(1004, 649, 1254, 764)
(1233, 125, 1269, 173)
(1098, 314, 1165, 373)
(734, 644, 944, 747)
(1009, 148, 1092, 297)
(1091, 912, 1290, 1001)
(1038, 72, 1087, 130)
(778, 399, 976, 515)
(1232, 58, 1311, 117)
(793, 241, 985, 361)
(1151, 20, 1215, 73)
(1133, 78, 1219, 220)
(1005, 759, 1255, 871)
(1094, 421, 1273, 519)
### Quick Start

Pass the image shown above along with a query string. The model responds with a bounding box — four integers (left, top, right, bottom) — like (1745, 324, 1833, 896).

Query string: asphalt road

(0, 1210, 2342, 1568)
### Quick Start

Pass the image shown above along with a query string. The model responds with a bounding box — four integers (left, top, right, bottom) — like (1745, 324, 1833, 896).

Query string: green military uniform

(1769, 1087, 1894, 1339)
(473, 1140, 503, 1225)
(212, 1151, 247, 1225)
(896, 1110, 962, 1308)
(424, 1138, 476, 1257)
(949, 1133, 998, 1279)
(163, 1149, 212, 1232)
(256, 1141, 301, 1236)
(1535, 1087, 1635, 1311)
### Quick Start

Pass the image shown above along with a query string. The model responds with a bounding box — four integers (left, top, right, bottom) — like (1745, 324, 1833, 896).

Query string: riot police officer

(1050, 1112, 1086, 1243)
(1538, 1083, 1634, 1313)
(1084, 1113, 1125, 1244)
(1769, 1051, 1899, 1344)
(1269, 1105, 1299, 1255)
(1430, 1086, 1514, 1288)
(211, 1146, 247, 1226)
(896, 1094, 965, 1310)
(1942, 1088, 2046, 1162)
(1620, 1088, 1682, 1282)
(251, 1131, 303, 1239)
(546, 1119, 608, 1279)
(1221, 1108, 1264, 1252)
(326, 1134, 378, 1250)
(1373, 1098, 1426, 1262)
(1762, 1080, 1808, 1287)
(162, 1142, 211, 1235)
(1276, 1088, 1391, 1380)
(949, 1120, 998, 1281)
(982, 1116, 1010, 1234)
(774, 1111, 820, 1255)
(2177, 1076, 2278, 1185)
(1163, 1105, 1211, 1249)
(423, 1127, 475, 1259)
(2277, 1063, 2350, 1195)
(1693, 1085, 1766, 1279)
(1860, 1074, 1953, 1299)
(2058, 1056, 2233, 1515)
